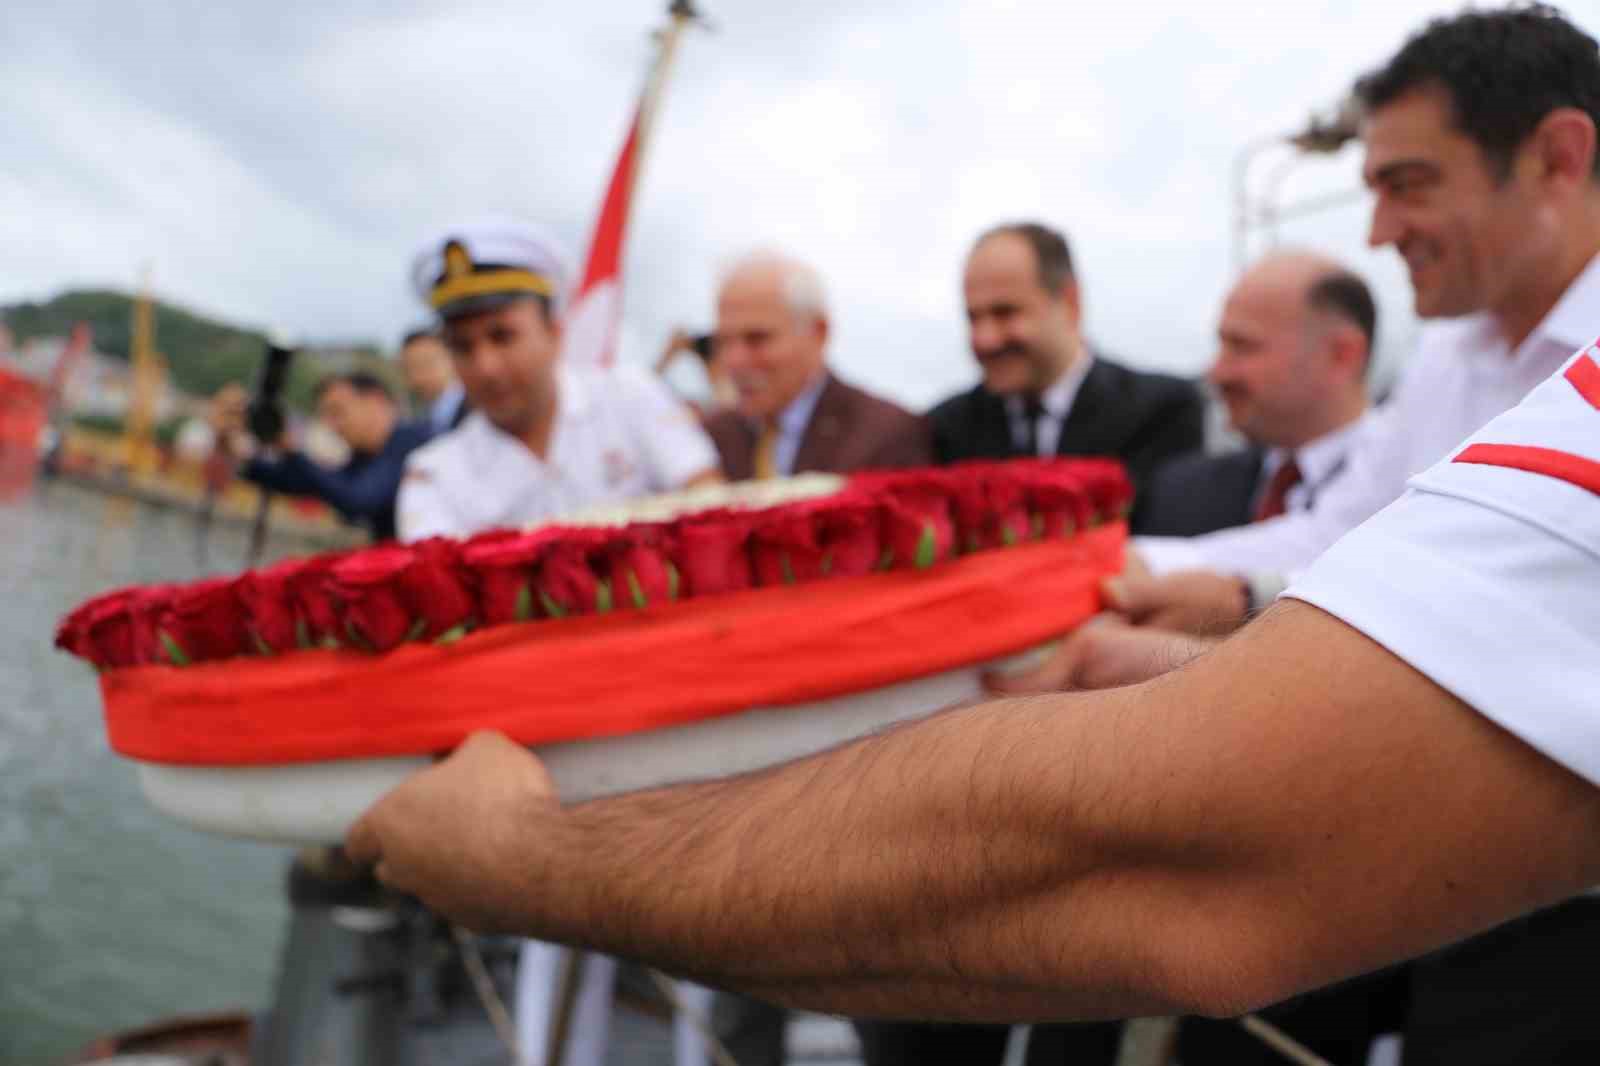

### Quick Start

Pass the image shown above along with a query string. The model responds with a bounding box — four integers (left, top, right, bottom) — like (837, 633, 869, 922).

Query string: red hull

(73, 1009, 253, 1063)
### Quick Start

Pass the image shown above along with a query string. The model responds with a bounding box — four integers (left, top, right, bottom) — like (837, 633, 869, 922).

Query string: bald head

(1210, 251, 1374, 449)
(715, 252, 831, 422)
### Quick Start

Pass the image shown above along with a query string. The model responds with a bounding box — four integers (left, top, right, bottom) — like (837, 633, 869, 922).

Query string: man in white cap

(396, 218, 720, 1066)
(397, 217, 721, 541)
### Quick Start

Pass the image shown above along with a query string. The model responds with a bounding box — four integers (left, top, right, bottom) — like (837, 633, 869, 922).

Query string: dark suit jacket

(242, 419, 435, 542)
(929, 355, 1205, 491)
(1131, 446, 1263, 536)
(704, 373, 933, 478)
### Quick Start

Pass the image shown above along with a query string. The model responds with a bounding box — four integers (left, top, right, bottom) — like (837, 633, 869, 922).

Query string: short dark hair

(1354, 4, 1600, 181)
(399, 327, 438, 350)
(315, 370, 394, 404)
(977, 222, 1076, 292)
(522, 292, 555, 324)
(1307, 270, 1377, 356)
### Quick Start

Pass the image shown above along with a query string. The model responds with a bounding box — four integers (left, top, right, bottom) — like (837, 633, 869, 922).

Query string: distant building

(0, 336, 189, 423)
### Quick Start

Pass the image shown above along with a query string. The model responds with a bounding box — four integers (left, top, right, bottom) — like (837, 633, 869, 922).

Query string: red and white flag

(560, 110, 643, 369)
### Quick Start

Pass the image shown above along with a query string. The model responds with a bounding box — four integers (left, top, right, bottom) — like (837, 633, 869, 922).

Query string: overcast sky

(5, 1, 1599, 409)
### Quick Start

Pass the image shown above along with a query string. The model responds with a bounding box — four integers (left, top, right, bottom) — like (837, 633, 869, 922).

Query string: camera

(689, 332, 716, 362)
(247, 339, 296, 443)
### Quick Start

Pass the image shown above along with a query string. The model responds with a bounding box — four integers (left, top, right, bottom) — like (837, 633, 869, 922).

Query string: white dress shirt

(1005, 354, 1094, 457)
(427, 381, 466, 433)
(771, 373, 829, 477)
(397, 363, 717, 541)
(1253, 412, 1375, 517)
(1286, 342, 1600, 787)
(1139, 252, 1600, 576)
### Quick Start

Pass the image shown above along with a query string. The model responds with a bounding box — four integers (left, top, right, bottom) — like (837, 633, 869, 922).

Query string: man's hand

(984, 615, 1214, 695)
(655, 327, 696, 375)
(345, 731, 559, 931)
(1105, 571, 1250, 635)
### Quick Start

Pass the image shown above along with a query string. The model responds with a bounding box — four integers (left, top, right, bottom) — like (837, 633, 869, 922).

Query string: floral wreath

(57, 459, 1132, 673)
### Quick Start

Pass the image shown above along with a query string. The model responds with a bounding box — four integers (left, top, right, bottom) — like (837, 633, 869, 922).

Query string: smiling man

(396, 219, 721, 542)
(1136, 251, 1374, 540)
(1134, 4, 1600, 589)
(929, 222, 1205, 491)
(701, 250, 931, 480)
(1119, 254, 1376, 634)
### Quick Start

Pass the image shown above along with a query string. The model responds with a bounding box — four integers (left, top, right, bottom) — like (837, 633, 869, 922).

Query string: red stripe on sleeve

(1454, 443, 1600, 496)
(1566, 353, 1600, 410)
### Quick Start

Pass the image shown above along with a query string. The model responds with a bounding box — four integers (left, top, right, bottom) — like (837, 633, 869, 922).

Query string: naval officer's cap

(411, 217, 571, 321)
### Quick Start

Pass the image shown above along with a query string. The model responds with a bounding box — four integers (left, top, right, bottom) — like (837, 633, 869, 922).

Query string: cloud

(3, 0, 1597, 407)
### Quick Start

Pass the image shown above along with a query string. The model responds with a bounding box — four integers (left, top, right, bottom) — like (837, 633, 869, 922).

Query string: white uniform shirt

(397, 363, 717, 541)
(1286, 342, 1600, 787)
(1138, 252, 1600, 576)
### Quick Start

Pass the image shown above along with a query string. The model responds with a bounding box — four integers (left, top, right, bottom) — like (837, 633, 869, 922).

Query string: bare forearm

(361, 605, 1600, 1021)
(493, 686, 1205, 1019)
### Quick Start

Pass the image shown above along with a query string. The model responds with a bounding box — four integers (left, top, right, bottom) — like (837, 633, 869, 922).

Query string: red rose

(603, 526, 678, 608)
(948, 470, 992, 553)
(814, 494, 882, 577)
(331, 545, 420, 652)
(751, 506, 827, 585)
(1027, 470, 1094, 538)
(236, 562, 301, 655)
(534, 528, 611, 617)
(158, 576, 251, 664)
(671, 510, 753, 596)
(1068, 459, 1134, 523)
(985, 469, 1033, 547)
(879, 475, 956, 570)
(462, 529, 552, 625)
(1091, 462, 1135, 521)
(403, 537, 476, 639)
(55, 597, 101, 661)
(945, 465, 1031, 552)
(59, 586, 165, 668)
(286, 554, 342, 647)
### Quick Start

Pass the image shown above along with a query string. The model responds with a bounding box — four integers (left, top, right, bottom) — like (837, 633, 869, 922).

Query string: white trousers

(514, 940, 718, 1066)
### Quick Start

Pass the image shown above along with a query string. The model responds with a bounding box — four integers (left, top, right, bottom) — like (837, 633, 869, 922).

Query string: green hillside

(1, 289, 390, 411)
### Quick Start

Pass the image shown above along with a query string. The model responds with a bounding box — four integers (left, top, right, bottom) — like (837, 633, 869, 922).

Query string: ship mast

(123, 268, 166, 480)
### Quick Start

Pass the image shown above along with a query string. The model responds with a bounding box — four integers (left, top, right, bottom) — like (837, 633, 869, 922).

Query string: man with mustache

(397, 218, 721, 542)
(1140, 251, 1374, 540)
(928, 222, 1205, 488)
(1121, 253, 1377, 638)
(701, 250, 931, 482)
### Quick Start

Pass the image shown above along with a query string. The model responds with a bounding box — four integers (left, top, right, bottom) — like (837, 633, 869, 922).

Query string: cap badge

(443, 240, 473, 280)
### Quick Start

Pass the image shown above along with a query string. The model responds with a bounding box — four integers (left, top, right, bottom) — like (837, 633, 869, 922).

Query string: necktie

(753, 421, 780, 480)
(1253, 455, 1303, 522)
(1021, 395, 1047, 457)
